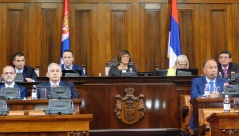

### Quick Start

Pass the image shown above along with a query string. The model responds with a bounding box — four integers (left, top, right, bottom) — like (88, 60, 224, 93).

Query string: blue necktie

(209, 82, 214, 93)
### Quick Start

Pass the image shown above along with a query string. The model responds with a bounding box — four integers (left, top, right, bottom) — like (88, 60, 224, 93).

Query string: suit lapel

(202, 76, 207, 85)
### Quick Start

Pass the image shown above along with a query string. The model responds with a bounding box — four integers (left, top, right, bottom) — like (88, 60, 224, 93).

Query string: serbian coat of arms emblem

(115, 87, 146, 124)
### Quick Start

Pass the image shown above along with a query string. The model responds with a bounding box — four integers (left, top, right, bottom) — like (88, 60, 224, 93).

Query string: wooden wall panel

(71, 3, 97, 76)
(206, 4, 232, 60)
(35, 3, 62, 76)
(178, 4, 198, 69)
(2, 3, 29, 65)
(109, 4, 129, 59)
(0, 0, 239, 76)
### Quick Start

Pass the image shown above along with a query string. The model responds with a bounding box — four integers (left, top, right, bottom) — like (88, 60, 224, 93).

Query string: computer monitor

(0, 87, 21, 100)
(153, 70, 168, 76)
(138, 72, 153, 76)
(48, 86, 71, 99)
(176, 68, 198, 76)
(231, 73, 239, 81)
(62, 70, 82, 77)
(223, 85, 239, 97)
(15, 73, 24, 82)
(121, 72, 137, 77)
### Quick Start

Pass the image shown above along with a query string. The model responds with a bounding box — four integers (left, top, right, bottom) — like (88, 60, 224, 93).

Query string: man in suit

(218, 50, 239, 79)
(13, 52, 38, 82)
(0, 66, 27, 99)
(190, 59, 228, 135)
(37, 63, 78, 99)
(61, 50, 86, 76)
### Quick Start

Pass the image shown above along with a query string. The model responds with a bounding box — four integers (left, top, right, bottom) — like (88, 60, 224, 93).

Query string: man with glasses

(0, 66, 27, 99)
(218, 50, 239, 79)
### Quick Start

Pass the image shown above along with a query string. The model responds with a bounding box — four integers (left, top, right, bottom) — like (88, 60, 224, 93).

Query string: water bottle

(129, 68, 133, 72)
(223, 95, 230, 112)
(32, 85, 37, 99)
(218, 72, 222, 77)
(204, 84, 210, 97)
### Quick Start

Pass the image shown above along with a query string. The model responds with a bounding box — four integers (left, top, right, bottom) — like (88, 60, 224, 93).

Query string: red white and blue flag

(167, 0, 181, 68)
(61, 0, 70, 64)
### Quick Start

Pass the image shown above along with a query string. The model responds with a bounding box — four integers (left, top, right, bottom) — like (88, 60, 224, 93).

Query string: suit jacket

(36, 80, 78, 99)
(0, 83, 27, 99)
(61, 64, 86, 76)
(190, 76, 228, 130)
(14, 66, 38, 82)
(218, 62, 239, 79)
(109, 64, 138, 77)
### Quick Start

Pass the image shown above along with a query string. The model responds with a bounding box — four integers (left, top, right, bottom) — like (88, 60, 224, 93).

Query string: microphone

(211, 73, 217, 78)
(71, 69, 81, 76)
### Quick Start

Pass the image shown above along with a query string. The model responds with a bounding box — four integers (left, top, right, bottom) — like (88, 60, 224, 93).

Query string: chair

(180, 95, 193, 136)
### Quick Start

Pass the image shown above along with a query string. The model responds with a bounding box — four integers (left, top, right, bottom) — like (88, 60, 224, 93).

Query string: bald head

(203, 59, 218, 80)
(2, 66, 16, 84)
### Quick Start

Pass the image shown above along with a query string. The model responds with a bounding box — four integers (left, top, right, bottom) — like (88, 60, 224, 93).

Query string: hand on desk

(209, 91, 220, 98)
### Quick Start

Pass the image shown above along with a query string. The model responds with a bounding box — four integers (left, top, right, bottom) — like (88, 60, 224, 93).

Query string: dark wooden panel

(110, 4, 128, 56)
(179, 7, 196, 68)
(206, 4, 232, 60)
(7, 4, 29, 65)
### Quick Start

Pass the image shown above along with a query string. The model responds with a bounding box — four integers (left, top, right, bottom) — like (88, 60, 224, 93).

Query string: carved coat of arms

(115, 87, 146, 124)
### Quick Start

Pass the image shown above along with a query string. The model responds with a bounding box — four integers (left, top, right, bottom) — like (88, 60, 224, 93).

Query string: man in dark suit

(218, 50, 239, 79)
(0, 66, 27, 99)
(13, 52, 38, 82)
(37, 63, 78, 99)
(190, 59, 228, 135)
(61, 50, 86, 76)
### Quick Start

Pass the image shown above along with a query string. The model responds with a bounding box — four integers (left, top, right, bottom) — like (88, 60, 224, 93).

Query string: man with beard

(0, 66, 27, 99)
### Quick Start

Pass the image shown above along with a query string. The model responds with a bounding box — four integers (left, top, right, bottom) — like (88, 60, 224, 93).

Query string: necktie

(53, 83, 57, 87)
(209, 82, 214, 93)
(223, 68, 227, 78)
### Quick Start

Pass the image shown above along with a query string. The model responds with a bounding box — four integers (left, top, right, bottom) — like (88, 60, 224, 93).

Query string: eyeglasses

(122, 55, 130, 59)
(177, 63, 187, 67)
(3, 72, 15, 75)
(219, 57, 230, 60)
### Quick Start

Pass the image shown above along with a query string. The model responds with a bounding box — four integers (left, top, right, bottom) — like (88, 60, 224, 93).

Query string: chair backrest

(105, 58, 135, 67)
(180, 95, 192, 130)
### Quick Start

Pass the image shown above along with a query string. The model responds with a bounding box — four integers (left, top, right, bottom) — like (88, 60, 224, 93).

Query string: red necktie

(223, 68, 227, 78)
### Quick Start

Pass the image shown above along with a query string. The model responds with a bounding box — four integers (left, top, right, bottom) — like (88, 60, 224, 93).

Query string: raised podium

(207, 112, 239, 136)
(190, 98, 234, 136)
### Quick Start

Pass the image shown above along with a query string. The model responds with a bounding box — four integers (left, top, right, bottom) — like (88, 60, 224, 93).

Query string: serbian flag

(167, 0, 181, 68)
(61, 0, 70, 64)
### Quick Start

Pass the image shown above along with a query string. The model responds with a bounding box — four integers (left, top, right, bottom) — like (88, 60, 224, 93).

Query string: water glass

(40, 88, 47, 99)
(234, 97, 239, 110)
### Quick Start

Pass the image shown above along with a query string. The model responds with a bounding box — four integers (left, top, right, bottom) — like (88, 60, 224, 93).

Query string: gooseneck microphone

(71, 69, 81, 76)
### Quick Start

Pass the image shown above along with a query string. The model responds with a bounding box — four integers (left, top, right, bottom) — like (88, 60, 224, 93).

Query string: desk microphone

(71, 69, 81, 76)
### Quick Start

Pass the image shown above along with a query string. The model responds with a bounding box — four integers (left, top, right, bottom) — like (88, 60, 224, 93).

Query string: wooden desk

(15, 76, 195, 136)
(206, 112, 239, 136)
(6, 99, 81, 114)
(0, 114, 93, 136)
(190, 98, 234, 136)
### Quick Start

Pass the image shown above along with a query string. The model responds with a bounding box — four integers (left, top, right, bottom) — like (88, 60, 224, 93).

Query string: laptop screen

(176, 68, 198, 76)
